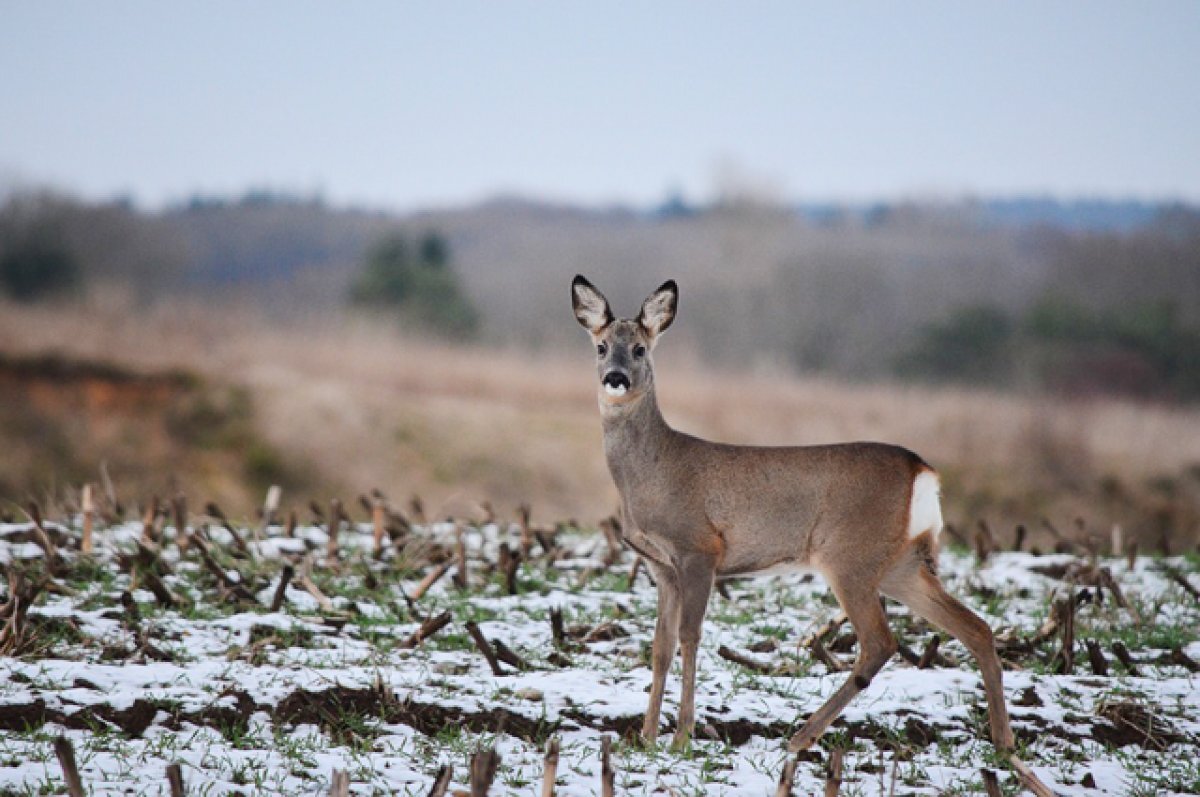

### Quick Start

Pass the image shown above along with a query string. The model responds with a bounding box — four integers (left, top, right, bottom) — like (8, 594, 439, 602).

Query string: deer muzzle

(602, 370, 631, 396)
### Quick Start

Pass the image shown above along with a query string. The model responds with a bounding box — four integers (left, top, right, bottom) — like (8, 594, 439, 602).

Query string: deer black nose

(602, 371, 631, 390)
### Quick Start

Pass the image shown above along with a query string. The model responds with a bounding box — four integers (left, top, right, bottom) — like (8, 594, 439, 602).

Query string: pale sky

(2, 1, 1198, 210)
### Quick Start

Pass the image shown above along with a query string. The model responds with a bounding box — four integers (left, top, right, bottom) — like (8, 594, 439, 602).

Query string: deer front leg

(642, 563, 680, 744)
(670, 554, 716, 751)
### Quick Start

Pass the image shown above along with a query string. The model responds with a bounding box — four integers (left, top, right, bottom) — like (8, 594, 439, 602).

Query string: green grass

(1078, 601, 1199, 651)
(1117, 741, 1200, 794)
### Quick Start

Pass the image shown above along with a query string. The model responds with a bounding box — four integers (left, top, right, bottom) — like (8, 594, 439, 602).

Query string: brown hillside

(0, 352, 308, 516)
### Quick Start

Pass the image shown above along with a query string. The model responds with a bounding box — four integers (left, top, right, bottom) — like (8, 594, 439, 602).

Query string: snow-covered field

(1, 516, 1198, 796)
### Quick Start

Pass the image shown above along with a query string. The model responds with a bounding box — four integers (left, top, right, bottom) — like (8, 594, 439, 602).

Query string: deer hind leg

(881, 545, 1015, 751)
(788, 575, 897, 752)
(641, 562, 681, 744)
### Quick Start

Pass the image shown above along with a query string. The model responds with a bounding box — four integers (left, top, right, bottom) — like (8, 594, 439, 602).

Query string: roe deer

(570, 276, 1054, 795)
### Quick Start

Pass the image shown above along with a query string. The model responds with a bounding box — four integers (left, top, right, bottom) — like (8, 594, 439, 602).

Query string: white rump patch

(907, 470, 943, 540)
(604, 383, 628, 397)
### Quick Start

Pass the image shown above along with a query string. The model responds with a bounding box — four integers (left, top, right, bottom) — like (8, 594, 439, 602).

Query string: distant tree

(655, 187, 696, 219)
(0, 195, 81, 301)
(350, 234, 414, 305)
(418, 231, 448, 269)
(899, 304, 1014, 384)
(1025, 295, 1200, 399)
(350, 229, 479, 340)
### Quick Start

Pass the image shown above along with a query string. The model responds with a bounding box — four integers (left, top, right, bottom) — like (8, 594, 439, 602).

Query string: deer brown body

(571, 275, 1053, 794)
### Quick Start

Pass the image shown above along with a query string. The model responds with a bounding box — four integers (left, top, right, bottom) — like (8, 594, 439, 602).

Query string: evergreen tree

(0, 197, 82, 301)
(350, 230, 479, 340)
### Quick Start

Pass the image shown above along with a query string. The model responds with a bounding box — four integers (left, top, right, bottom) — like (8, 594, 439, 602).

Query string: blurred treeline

(2, 187, 1198, 401)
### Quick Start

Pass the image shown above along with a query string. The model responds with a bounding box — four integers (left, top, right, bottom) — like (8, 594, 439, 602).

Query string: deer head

(571, 275, 677, 406)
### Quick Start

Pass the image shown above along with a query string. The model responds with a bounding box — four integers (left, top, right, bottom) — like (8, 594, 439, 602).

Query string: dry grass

(2, 294, 1198, 545)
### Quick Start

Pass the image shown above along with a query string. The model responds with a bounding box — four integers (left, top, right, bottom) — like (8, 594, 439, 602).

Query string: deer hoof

(669, 730, 691, 752)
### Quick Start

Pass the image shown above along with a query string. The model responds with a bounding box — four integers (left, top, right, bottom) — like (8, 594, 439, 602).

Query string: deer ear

(571, 275, 613, 333)
(638, 279, 678, 340)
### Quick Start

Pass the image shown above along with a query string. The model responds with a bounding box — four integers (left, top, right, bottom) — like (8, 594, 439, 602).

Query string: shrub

(0, 219, 80, 301)
(899, 304, 1014, 384)
(350, 230, 479, 340)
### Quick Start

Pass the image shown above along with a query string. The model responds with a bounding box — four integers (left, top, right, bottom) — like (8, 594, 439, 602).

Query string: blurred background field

(2, 3, 1199, 551)
(2, 196, 1198, 551)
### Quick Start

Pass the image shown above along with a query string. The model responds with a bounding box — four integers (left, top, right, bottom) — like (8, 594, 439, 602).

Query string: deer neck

(601, 384, 673, 494)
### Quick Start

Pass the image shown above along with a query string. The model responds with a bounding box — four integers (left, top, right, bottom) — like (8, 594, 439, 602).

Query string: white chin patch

(604, 384, 628, 397)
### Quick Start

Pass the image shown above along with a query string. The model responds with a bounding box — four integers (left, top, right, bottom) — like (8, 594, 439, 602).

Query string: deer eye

(596, 342, 608, 357)
(633, 344, 647, 359)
